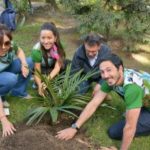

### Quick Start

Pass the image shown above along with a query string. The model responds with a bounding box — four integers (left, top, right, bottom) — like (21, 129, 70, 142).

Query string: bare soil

(0, 123, 95, 150)
(0, 2, 150, 150)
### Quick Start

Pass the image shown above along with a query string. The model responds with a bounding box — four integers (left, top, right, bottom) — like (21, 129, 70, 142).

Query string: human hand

(55, 127, 77, 141)
(1, 117, 16, 137)
(41, 82, 47, 90)
(99, 146, 118, 150)
(21, 64, 29, 78)
(38, 83, 45, 96)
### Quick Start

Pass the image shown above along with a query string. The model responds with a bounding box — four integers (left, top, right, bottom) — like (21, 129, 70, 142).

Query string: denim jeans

(108, 108, 150, 140)
(0, 57, 33, 97)
(78, 79, 104, 94)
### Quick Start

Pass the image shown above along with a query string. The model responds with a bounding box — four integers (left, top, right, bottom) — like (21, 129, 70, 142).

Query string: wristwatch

(71, 123, 79, 131)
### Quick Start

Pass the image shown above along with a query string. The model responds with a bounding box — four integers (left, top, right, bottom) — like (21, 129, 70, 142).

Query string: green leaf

(57, 108, 78, 118)
(26, 64, 96, 124)
(26, 107, 49, 125)
(101, 103, 117, 110)
(49, 107, 59, 123)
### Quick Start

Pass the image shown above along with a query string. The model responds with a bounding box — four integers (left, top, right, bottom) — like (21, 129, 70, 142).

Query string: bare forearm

(34, 75, 42, 87)
(34, 63, 42, 87)
(76, 92, 107, 128)
(121, 108, 141, 150)
(49, 67, 60, 79)
(17, 48, 27, 65)
(0, 99, 5, 117)
(121, 126, 136, 150)
(76, 102, 99, 128)
(49, 61, 61, 79)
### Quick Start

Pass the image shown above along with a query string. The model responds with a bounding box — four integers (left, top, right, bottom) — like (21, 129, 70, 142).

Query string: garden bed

(0, 119, 96, 150)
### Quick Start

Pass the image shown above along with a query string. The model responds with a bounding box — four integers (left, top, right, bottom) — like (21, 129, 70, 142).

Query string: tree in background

(45, 0, 58, 11)
(60, 0, 150, 51)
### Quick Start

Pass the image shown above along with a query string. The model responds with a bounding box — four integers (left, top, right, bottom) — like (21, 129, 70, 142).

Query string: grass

(84, 94, 150, 150)
(13, 24, 41, 56)
(3, 8, 150, 150)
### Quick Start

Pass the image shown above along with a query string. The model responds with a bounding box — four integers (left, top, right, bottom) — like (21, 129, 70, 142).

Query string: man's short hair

(100, 53, 124, 69)
(84, 33, 103, 47)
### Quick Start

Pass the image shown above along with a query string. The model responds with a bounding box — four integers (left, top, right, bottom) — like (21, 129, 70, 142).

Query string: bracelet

(0, 115, 6, 121)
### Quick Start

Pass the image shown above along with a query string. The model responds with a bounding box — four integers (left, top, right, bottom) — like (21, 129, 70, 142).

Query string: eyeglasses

(0, 41, 11, 48)
(3, 41, 11, 47)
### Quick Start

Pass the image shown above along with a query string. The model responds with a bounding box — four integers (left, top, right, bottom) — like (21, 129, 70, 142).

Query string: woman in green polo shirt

(31, 22, 66, 96)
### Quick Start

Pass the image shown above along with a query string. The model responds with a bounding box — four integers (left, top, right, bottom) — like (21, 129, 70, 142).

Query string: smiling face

(100, 60, 124, 86)
(0, 34, 11, 56)
(40, 30, 57, 50)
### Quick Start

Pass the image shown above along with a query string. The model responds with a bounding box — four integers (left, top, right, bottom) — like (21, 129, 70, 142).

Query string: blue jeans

(0, 57, 33, 97)
(78, 79, 104, 94)
(108, 108, 150, 140)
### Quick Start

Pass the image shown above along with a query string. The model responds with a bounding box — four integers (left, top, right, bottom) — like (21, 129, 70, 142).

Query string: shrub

(26, 65, 98, 125)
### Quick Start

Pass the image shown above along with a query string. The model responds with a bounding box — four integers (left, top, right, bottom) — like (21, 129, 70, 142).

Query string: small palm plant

(26, 65, 98, 125)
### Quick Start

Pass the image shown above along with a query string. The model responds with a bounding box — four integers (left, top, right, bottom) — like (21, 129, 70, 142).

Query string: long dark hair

(0, 24, 12, 49)
(40, 22, 65, 69)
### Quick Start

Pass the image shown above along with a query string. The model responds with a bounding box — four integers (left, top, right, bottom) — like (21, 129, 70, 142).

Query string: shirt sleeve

(31, 49, 42, 63)
(101, 81, 112, 93)
(124, 84, 144, 110)
(71, 51, 82, 73)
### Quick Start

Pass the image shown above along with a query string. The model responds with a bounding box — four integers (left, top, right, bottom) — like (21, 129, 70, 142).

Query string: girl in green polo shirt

(31, 22, 66, 96)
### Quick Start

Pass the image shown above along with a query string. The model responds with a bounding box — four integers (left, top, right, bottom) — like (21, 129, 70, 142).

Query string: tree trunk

(45, 0, 58, 10)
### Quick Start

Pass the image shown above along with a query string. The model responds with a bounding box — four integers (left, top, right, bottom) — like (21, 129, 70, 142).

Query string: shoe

(3, 101, 10, 107)
(4, 108, 10, 116)
(32, 82, 37, 89)
(30, 76, 34, 81)
(23, 94, 33, 100)
(1, 96, 10, 107)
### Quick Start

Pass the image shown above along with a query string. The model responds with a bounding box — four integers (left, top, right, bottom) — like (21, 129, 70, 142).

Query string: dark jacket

(71, 44, 111, 82)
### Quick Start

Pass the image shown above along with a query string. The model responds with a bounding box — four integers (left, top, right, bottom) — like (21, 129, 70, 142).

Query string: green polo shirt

(101, 82, 143, 110)
(101, 69, 150, 110)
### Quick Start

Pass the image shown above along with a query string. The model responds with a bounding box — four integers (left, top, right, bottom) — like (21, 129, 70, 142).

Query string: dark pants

(108, 108, 150, 140)
(78, 79, 104, 94)
(41, 59, 71, 75)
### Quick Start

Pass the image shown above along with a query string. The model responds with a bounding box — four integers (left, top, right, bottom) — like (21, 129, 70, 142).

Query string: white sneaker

(4, 108, 10, 116)
(23, 94, 33, 100)
(3, 101, 10, 107)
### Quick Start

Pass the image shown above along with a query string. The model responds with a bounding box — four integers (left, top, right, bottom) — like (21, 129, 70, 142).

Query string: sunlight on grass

(132, 53, 150, 65)
(57, 24, 75, 30)
(135, 44, 150, 53)
(33, 18, 52, 23)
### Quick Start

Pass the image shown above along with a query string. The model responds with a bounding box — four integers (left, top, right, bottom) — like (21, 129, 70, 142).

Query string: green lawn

(3, 13, 150, 150)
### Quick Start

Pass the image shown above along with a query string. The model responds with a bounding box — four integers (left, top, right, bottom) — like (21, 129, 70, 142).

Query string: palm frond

(49, 107, 59, 123)
(26, 107, 49, 125)
(57, 108, 78, 118)
(27, 64, 98, 124)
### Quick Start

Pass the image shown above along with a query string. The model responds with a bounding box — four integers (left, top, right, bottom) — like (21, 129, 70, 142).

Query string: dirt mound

(0, 124, 93, 150)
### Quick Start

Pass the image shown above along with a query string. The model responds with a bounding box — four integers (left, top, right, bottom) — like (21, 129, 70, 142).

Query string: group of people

(0, 22, 150, 150)
(0, 22, 67, 136)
